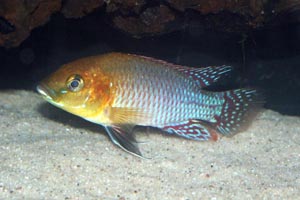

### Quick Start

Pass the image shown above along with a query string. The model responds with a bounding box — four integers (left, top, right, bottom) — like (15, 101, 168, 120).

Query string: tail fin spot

(213, 89, 264, 136)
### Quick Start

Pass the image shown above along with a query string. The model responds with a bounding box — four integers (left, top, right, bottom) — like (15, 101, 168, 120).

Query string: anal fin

(162, 120, 218, 141)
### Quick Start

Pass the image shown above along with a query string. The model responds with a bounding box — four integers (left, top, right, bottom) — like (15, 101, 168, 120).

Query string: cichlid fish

(37, 52, 262, 157)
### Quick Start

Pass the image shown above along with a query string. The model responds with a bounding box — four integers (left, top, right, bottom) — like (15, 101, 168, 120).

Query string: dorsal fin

(173, 65, 233, 88)
(131, 54, 232, 88)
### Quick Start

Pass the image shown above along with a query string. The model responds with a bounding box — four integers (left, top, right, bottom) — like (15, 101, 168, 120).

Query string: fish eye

(66, 74, 84, 92)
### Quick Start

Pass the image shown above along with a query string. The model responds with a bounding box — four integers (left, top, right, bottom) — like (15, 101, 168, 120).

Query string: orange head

(37, 56, 112, 121)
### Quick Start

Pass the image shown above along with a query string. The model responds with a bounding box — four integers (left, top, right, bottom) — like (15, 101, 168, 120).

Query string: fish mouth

(36, 84, 65, 108)
(36, 84, 54, 101)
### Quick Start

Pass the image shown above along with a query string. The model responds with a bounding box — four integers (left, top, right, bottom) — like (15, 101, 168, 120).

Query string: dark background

(0, 11, 299, 116)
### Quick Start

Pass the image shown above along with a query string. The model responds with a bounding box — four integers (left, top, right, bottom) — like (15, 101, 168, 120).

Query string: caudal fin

(214, 89, 264, 136)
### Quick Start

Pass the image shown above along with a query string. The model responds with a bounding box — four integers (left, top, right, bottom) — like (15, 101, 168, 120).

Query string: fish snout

(36, 84, 54, 101)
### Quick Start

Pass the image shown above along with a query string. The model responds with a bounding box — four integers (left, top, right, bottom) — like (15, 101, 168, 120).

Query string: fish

(37, 52, 263, 158)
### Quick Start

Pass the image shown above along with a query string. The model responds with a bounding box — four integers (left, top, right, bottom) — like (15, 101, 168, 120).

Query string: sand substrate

(0, 90, 299, 199)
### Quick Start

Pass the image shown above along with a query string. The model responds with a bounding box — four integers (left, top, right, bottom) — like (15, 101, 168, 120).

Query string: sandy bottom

(0, 90, 299, 199)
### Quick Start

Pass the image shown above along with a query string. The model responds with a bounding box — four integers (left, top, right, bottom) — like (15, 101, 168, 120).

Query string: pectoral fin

(104, 125, 143, 158)
(109, 107, 151, 124)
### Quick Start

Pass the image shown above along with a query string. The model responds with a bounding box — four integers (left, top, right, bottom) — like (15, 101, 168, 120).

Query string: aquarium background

(1, 4, 300, 199)
(0, 10, 299, 116)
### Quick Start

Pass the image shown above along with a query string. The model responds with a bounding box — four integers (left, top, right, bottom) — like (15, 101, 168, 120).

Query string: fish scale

(109, 59, 223, 126)
(37, 52, 263, 157)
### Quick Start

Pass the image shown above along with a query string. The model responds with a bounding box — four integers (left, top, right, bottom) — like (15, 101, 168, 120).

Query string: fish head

(37, 57, 112, 120)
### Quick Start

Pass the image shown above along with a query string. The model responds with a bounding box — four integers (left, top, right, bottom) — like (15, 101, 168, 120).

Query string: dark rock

(0, 16, 15, 34)
(112, 4, 176, 36)
(106, 0, 300, 36)
(61, 0, 104, 18)
(0, 0, 61, 47)
(106, 0, 146, 14)
(0, 0, 299, 48)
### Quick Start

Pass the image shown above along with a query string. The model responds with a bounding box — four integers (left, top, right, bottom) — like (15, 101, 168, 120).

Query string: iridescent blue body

(94, 54, 262, 156)
(110, 58, 225, 126)
(37, 53, 262, 157)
